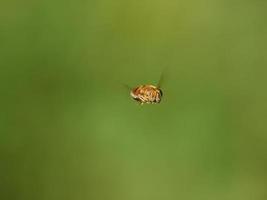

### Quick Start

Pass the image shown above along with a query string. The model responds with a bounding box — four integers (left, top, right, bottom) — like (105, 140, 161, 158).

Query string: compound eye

(159, 89, 163, 97)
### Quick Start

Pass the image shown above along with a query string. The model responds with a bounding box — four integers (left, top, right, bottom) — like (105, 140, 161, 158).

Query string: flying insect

(130, 73, 164, 105)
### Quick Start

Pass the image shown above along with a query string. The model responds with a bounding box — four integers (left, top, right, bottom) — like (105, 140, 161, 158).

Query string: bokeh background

(1, 0, 267, 199)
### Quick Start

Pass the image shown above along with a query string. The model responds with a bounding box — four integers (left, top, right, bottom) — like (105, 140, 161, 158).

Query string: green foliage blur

(1, 0, 267, 199)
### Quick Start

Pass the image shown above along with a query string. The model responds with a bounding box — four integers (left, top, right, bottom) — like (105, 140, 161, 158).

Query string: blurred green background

(1, 0, 267, 199)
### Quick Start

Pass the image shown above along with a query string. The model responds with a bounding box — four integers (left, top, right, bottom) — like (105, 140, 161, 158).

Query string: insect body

(130, 85, 163, 104)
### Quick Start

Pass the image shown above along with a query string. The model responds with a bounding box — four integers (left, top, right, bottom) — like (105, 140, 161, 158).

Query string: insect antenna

(156, 71, 164, 89)
(121, 83, 132, 91)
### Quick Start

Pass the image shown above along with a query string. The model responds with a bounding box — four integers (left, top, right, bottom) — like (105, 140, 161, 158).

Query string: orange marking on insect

(130, 85, 163, 105)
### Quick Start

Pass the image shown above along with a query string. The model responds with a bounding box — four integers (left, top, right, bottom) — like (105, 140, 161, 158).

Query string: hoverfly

(129, 73, 164, 105)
